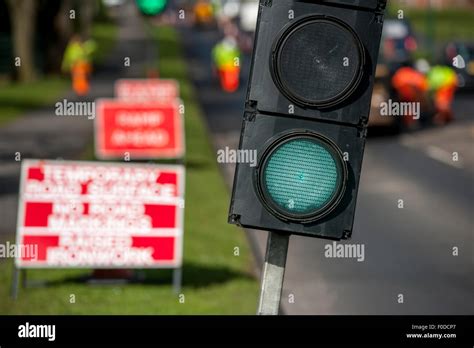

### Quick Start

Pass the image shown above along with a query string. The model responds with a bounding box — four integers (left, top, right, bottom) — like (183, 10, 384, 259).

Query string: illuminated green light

(263, 138, 340, 216)
(136, 0, 167, 15)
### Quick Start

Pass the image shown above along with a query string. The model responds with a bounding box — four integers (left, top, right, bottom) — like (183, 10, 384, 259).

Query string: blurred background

(0, 0, 472, 314)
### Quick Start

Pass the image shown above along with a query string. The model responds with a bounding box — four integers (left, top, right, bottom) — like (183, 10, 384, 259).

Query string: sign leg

(172, 267, 182, 294)
(21, 269, 27, 288)
(11, 266, 20, 300)
(257, 232, 290, 315)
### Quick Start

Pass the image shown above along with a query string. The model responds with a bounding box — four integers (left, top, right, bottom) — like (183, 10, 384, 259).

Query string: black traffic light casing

(229, 0, 386, 240)
(229, 113, 365, 240)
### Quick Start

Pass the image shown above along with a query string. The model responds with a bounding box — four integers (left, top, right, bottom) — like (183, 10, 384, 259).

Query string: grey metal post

(11, 266, 20, 300)
(257, 232, 290, 315)
(21, 269, 27, 288)
(172, 267, 182, 294)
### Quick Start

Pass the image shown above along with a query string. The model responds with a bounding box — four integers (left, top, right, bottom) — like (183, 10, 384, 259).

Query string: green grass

(91, 21, 119, 65)
(409, 9, 474, 42)
(0, 20, 118, 127)
(0, 25, 259, 315)
(388, 6, 474, 41)
(0, 77, 68, 126)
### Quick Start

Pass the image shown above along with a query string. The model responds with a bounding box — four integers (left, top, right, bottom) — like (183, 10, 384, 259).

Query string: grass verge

(387, 6, 474, 42)
(0, 19, 118, 127)
(0, 77, 68, 126)
(0, 25, 259, 315)
(406, 9, 474, 42)
(91, 21, 119, 65)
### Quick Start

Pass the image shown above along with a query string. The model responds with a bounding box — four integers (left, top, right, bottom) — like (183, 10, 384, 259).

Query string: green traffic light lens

(258, 133, 346, 222)
(136, 0, 167, 15)
(265, 140, 337, 212)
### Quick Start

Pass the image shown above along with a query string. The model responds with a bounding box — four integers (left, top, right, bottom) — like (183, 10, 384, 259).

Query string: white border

(15, 159, 185, 269)
(94, 98, 186, 160)
(114, 78, 180, 101)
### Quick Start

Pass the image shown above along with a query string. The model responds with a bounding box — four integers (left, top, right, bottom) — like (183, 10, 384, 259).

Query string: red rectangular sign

(95, 99, 185, 159)
(115, 79, 180, 101)
(16, 160, 185, 268)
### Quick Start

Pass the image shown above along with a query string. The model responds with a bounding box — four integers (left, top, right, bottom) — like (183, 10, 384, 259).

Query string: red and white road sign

(95, 99, 185, 159)
(16, 160, 185, 268)
(115, 79, 180, 101)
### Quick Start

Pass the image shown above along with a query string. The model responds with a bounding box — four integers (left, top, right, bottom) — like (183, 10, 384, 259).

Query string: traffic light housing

(229, 0, 387, 240)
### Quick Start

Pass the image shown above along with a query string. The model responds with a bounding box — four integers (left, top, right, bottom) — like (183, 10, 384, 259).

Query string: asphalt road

(181, 27, 474, 315)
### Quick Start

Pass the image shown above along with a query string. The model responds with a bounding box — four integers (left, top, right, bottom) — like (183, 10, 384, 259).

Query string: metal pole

(21, 269, 27, 288)
(257, 232, 290, 315)
(172, 267, 182, 294)
(11, 266, 20, 300)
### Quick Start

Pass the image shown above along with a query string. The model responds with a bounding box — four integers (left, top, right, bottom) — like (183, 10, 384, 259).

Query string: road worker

(62, 35, 96, 96)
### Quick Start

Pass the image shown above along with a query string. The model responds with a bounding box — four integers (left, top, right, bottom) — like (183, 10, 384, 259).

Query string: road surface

(181, 26, 474, 315)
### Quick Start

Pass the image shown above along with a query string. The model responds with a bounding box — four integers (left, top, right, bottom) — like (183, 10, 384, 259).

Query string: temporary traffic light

(229, 0, 387, 240)
(136, 0, 167, 16)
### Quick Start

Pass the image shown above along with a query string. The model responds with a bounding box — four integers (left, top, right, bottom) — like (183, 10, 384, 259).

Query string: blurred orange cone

(72, 61, 91, 96)
(219, 66, 240, 93)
